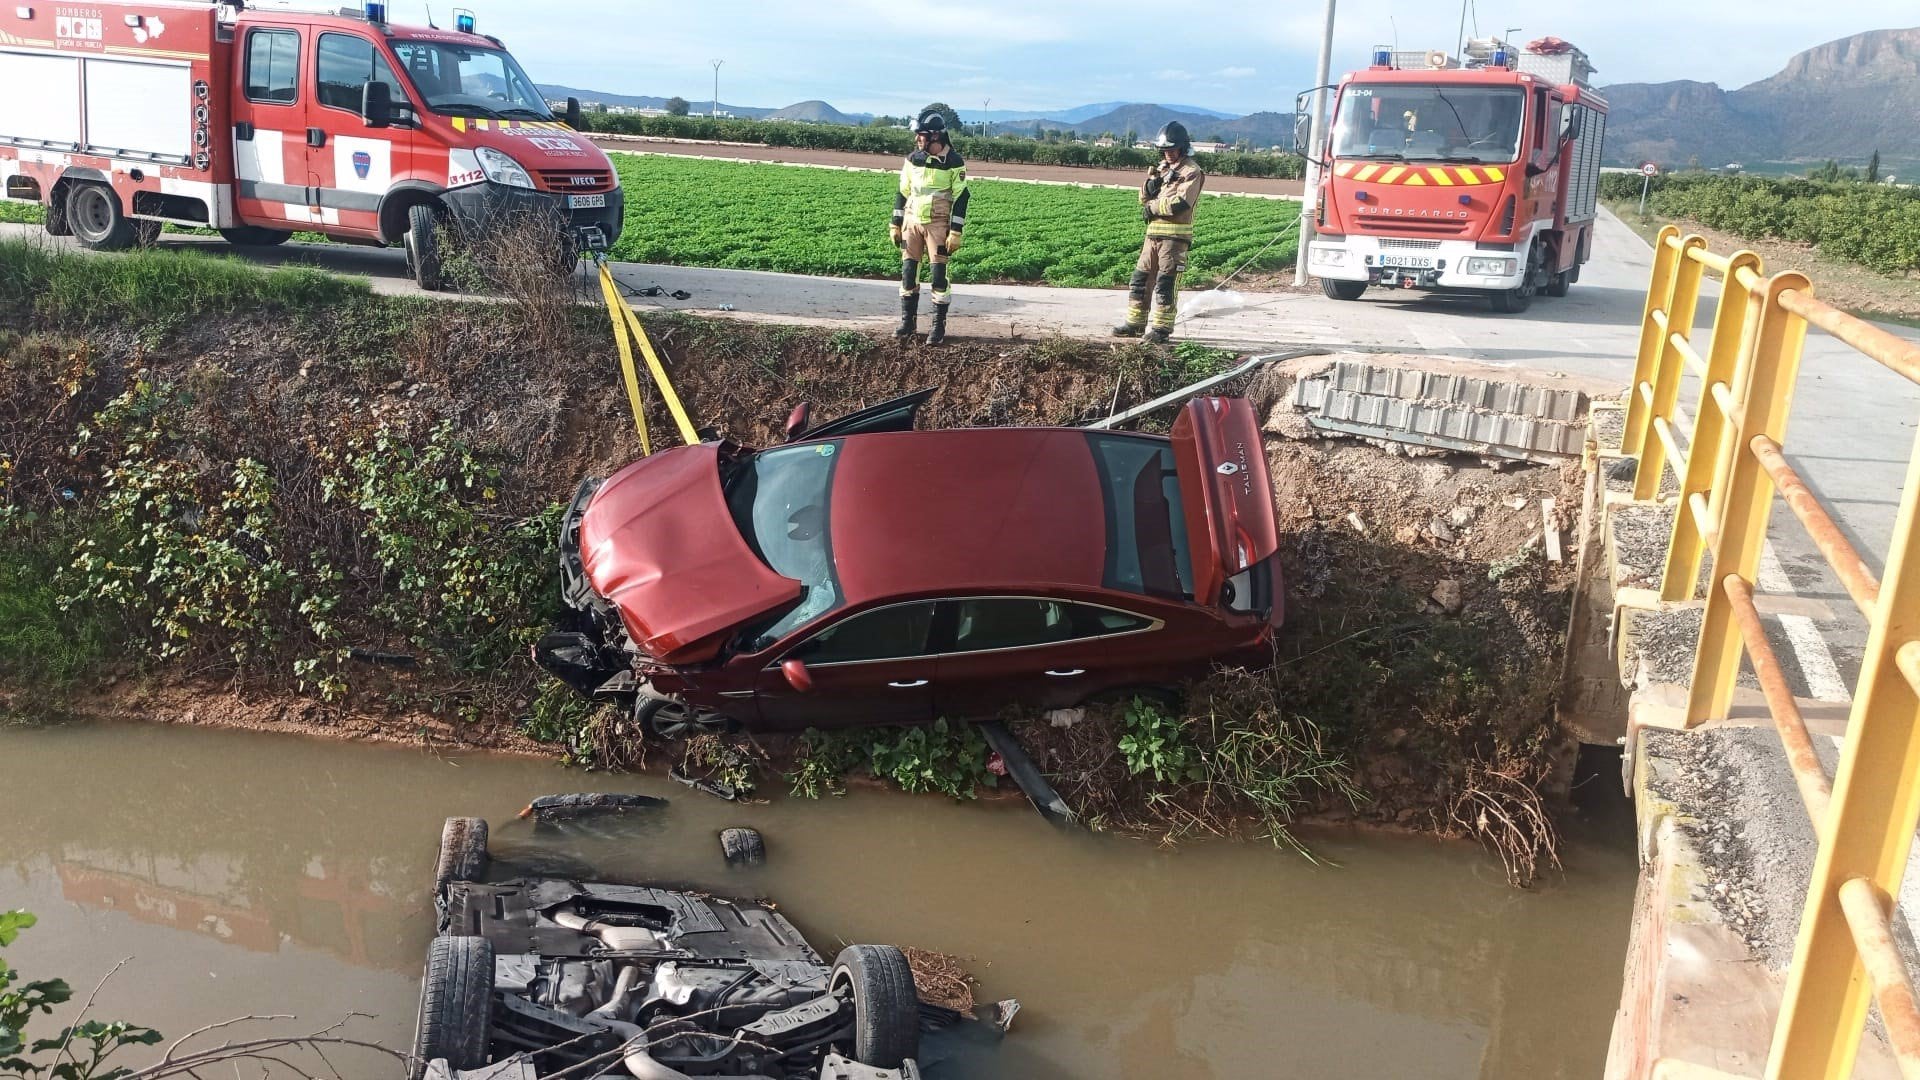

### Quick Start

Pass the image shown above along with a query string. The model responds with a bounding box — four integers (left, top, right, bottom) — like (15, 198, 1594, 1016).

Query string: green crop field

(605, 155, 1298, 289)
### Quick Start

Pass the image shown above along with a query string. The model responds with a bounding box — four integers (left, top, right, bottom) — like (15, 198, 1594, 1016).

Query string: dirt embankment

(0, 243, 1585, 876)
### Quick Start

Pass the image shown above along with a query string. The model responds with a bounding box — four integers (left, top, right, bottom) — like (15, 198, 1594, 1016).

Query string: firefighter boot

(893, 291, 920, 340)
(1113, 269, 1150, 336)
(1145, 327, 1172, 344)
(926, 302, 949, 346)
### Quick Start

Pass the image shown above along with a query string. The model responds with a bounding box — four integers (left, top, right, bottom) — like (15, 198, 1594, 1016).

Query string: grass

(0, 238, 367, 325)
(0, 511, 117, 686)
(606, 155, 1298, 288)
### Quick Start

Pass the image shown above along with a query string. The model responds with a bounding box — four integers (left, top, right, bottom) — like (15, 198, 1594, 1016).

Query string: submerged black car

(414, 817, 924, 1079)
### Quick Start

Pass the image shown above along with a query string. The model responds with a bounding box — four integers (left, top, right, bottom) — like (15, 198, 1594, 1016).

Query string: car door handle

(887, 679, 928, 688)
(1045, 669, 1087, 677)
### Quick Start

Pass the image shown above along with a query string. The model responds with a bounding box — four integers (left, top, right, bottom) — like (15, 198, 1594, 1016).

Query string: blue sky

(441, 1, 1917, 117)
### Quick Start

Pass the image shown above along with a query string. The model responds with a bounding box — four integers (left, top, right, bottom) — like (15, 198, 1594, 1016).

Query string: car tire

(830, 945, 919, 1069)
(1320, 278, 1367, 302)
(636, 696, 732, 742)
(411, 935, 493, 1079)
(220, 226, 292, 247)
(720, 827, 765, 867)
(434, 817, 489, 896)
(406, 202, 445, 292)
(67, 183, 139, 251)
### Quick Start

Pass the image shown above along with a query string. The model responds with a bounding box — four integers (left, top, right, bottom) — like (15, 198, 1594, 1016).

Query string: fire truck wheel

(1545, 269, 1572, 298)
(43, 191, 72, 237)
(66, 184, 138, 251)
(1488, 241, 1540, 314)
(219, 226, 292, 247)
(405, 203, 445, 292)
(1320, 278, 1367, 302)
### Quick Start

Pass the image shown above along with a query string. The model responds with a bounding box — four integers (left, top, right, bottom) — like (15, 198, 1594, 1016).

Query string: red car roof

(828, 428, 1106, 606)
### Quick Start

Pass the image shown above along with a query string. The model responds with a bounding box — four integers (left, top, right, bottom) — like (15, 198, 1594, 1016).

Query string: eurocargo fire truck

(0, 1, 623, 289)
(1303, 38, 1607, 313)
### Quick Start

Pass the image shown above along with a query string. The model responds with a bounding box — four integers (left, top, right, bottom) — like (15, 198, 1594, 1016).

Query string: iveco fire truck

(1303, 38, 1607, 313)
(0, 1, 623, 289)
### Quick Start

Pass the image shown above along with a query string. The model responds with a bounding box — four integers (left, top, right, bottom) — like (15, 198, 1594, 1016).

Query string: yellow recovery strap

(597, 259, 699, 454)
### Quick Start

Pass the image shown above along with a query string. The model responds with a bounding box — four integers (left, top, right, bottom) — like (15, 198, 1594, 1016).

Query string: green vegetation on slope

(606, 155, 1298, 288)
(1600, 172, 1920, 275)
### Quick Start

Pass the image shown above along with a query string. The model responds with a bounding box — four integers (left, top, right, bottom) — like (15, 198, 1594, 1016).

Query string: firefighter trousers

(1123, 236, 1189, 331)
(900, 218, 952, 307)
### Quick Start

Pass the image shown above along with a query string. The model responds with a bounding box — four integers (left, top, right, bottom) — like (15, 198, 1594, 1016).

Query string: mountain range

(1599, 27, 1920, 171)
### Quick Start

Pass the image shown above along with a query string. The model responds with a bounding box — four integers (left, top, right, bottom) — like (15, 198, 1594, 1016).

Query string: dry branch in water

(901, 946, 977, 1013)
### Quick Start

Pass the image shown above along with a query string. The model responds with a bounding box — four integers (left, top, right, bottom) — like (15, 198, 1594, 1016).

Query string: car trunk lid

(1170, 397, 1280, 604)
(579, 445, 802, 664)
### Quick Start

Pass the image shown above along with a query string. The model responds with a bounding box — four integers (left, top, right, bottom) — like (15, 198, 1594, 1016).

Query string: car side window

(1068, 604, 1153, 636)
(245, 29, 300, 105)
(316, 33, 404, 113)
(786, 603, 936, 666)
(949, 599, 1078, 652)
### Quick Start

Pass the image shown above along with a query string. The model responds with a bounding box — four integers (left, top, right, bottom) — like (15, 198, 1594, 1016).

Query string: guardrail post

(1634, 234, 1708, 502)
(1624, 225, 1684, 459)
(1661, 251, 1764, 601)
(1687, 271, 1812, 725)
(1768, 419, 1920, 1079)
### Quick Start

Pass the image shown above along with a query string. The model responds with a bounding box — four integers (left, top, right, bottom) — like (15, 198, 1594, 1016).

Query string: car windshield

(389, 40, 552, 119)
(724, 443, 844, 650)
(1332, 84, 1525, 163)
(1085, 434, 1194, 600)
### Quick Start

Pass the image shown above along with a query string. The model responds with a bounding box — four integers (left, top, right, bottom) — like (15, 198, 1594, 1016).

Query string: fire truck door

(307, 30, 406, 236)
(230, 23, 308, 227)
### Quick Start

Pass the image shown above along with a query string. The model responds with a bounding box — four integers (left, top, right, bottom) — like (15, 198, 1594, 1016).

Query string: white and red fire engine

(0, 1, 622, 288)
(1303, 37, 1608, 312)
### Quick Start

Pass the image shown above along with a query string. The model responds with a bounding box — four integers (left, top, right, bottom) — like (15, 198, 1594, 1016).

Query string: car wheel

(411, 936, 493, 1079)
(67, 183, 138, 251)
(1320, 278, 1367, 301)
(720, 827, 765, 867)
(636, 696, 731, 741)
(433, 817, 489, 896)
(220, 226, 292, 247)
(830, 945, 919, 1069)
(406, 202, 445, 292)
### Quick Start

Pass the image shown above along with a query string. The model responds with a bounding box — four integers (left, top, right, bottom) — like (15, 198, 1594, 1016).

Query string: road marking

(1760, 543, 1852, 703)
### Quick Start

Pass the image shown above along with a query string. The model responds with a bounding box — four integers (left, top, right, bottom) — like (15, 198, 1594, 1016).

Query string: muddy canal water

(2, 722, 1636, 1078)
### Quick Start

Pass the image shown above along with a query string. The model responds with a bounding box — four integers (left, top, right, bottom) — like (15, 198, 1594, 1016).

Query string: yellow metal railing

(1623, 225, 1920, 1078)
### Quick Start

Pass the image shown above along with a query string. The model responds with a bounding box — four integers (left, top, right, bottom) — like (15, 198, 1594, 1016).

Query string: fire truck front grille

(538, 170, 616, 194)
(1356, 219, 1468, 236)
(1378, 238, 1442, 250)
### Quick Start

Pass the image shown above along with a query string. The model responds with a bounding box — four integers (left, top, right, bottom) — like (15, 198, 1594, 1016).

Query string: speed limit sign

(1641, 161, 1660, 177)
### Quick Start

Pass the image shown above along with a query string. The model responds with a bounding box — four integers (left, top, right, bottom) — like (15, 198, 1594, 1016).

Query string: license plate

(567, 193, 606, 209)
(1381, 254, 1433, 269)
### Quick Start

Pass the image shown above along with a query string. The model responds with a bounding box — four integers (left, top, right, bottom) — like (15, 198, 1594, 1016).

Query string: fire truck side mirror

(361, 81, 393, 129)
(565, 97, 584, 130)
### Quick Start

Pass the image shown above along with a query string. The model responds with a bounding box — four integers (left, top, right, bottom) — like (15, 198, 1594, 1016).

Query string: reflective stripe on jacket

(893, 149, 972, 228)
(1142, 155, 1205, 239)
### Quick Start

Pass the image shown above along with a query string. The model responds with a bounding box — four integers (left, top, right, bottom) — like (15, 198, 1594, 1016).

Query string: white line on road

(1760, 543, 1852, 703)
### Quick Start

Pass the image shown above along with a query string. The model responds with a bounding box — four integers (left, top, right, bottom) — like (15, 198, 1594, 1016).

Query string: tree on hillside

(920, 102, 962, 132)
(1868, 149, 1881, 183)
(666, 96, 690, 116)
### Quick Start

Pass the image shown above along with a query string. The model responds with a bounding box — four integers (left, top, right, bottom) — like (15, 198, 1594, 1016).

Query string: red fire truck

(1303, 39, 1607, 313)
(0, 1, 623, 289)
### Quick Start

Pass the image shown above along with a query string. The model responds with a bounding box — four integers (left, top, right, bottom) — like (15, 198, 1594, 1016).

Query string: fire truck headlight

(1310, 245, 1348, 266)
(1465, 257, 1516, 276)
(476, 147, 535, 189)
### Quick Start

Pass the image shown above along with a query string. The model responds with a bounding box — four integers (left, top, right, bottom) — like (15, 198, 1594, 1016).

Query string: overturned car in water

(415, 816, 928, 1079)
(533, 391, 1285, 739)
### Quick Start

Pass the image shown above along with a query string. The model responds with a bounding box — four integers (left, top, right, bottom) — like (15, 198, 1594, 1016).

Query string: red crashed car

(533, 391, 1284, 738)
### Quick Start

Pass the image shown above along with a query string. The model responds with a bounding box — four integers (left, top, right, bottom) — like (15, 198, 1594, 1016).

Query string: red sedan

(535, 392, 1284, 738)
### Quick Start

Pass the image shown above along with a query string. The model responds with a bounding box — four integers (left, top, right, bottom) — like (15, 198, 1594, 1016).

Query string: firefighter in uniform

(1114, 122, 1206, 344)
(890, 111, 971, 345)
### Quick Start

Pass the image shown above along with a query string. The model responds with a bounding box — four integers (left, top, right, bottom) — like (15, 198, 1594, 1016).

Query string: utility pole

(1293, 0, 1335, 287)
(982, 97, 990, 137)
(710, 59, 723, 119)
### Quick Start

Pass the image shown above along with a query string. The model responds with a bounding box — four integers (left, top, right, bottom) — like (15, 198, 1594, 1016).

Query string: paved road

(5, 209, 1914, 694)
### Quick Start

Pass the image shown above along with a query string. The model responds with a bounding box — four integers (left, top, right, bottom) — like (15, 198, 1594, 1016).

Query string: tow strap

(596, 258, 699, 455)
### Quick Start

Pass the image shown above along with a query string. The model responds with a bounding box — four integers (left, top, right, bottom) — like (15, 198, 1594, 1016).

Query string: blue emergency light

(1371, 46, 1392, 68)
(363, 1, 385, 24)
(1492, 46, 1510, 67)
(454, 8, 475, 33)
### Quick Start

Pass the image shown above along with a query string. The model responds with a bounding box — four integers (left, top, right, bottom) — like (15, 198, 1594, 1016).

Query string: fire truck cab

(1303, 40, 1607, 313)
(0, 1, 623, 289)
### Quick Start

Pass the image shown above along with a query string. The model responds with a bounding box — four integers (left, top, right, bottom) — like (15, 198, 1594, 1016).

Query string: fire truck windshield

(1331, 85, 1526, 164)
(389, 40, 552, 121)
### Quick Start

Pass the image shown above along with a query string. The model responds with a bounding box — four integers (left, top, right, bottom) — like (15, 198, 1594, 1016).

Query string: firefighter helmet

(914, 110, 948, 137)
(1152, 121, 1191, 152)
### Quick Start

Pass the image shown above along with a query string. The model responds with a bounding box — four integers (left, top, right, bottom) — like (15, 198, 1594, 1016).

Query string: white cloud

(1219, 66, 1257, 78)
(1154, 68, 1195, 81)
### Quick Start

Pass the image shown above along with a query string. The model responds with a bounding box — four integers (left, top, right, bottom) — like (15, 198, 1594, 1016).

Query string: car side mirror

(784, 403, 811, 441)
(565, 96, 584, 129)
(781, 658, 814, 693)
(361, 80, 393, 128)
